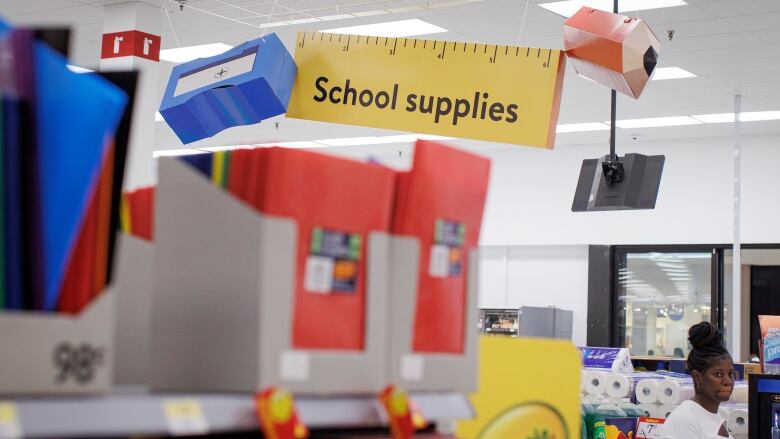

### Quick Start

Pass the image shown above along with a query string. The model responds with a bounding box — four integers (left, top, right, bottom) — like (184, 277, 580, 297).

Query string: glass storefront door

(616, 250, 715, 357)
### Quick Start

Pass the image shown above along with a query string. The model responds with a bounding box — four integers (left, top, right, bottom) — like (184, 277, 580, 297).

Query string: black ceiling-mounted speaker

(572, 153, 665, 212)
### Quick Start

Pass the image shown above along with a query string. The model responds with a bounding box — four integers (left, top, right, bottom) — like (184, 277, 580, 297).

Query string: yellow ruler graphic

(287, 32, 566, 148)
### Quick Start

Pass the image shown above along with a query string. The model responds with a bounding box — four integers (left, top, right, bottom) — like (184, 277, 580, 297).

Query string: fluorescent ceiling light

(556, 122, 610, 133)
(692, 111, 780, 123)
(262, 141, 328, 149)
(152, 148, 206, 158)
(320, 19, 447, 38)
(538, 0, 687, 18)
(316, 134, 451, 146)
(611, 116, 701, 129)
(199, 145, 254, 152)
(155, 112, 164, 122)
(67, 65, 93, 73)
(652, 67, 696, 80)
(160, 43, 232, 63)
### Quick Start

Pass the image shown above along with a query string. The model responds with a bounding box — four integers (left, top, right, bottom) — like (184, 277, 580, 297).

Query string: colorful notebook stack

(0, 24, 129, 314)
(180, 147, 397, 351)
(120, 186, 155, 242)
(393, 140, 491, 354)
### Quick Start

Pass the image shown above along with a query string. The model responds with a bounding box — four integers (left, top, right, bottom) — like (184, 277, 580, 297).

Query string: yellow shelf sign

(287, 32, 566, 149)
(456, 337, 581, 439)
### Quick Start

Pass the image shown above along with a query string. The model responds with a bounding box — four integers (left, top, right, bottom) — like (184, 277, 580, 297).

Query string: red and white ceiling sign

(101, 30, 161, 61)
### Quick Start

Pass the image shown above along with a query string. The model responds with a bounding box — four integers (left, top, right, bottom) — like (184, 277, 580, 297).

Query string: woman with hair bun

(661, 321, 735, 438)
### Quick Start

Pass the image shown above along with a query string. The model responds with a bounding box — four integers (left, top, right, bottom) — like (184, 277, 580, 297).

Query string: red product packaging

(255, 147, 396, 351)
(393, 140, 490, 354)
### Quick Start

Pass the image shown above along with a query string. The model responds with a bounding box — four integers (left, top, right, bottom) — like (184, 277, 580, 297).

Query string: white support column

(100, 1, 161, 190)
(731, 94, 742, 360)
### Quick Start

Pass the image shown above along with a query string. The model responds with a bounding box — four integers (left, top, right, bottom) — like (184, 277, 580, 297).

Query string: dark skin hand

(691, 356, 735, 437)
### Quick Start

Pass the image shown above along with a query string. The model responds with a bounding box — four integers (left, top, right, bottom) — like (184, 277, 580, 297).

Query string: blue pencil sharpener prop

(159, 33, 296, 144)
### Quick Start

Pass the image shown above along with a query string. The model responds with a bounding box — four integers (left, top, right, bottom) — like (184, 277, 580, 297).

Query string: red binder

(256, 147, 396, 351)
(393, 140, 490, 354)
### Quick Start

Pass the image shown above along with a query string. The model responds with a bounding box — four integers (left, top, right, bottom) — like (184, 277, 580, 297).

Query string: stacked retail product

(149, 139, 489, 393)
(580, 369, 750, 437)
(119, 187, 155, 241)
(0, 22, 129, 314)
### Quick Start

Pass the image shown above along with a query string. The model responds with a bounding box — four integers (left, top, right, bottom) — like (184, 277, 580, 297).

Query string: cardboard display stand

(112, 234, 154, 385)
(0, 292, 114, 394)
(149, 158, 389, 394)
(387, 237, 479, 392)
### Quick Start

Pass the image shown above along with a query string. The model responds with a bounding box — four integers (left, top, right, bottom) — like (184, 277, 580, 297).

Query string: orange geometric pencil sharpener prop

(255, 388, 309, 439)
(563, 6, 661, 99)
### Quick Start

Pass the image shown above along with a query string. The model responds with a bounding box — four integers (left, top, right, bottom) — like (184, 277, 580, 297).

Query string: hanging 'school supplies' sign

(286, 32, 566, 148)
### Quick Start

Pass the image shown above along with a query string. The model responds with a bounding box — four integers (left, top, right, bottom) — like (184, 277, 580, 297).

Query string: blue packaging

(765, 328, 780, 374)
(159, 33, 296, 144)
(580, 347, 634, 372)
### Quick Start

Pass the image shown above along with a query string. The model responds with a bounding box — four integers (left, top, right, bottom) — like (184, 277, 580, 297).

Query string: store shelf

(5, 387, 473, 438)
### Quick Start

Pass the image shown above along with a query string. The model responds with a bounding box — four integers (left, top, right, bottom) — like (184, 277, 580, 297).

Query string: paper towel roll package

(606, 372, 665, 399)
(637, 403, 658, 418)
(635, 378, 662, 404)
(658, 379, 695, 405)
(729, 381, 749, 403)
(658, 404, 678, 419)
(728, 407, 749, 435)
(579, 347, 633, 372)
(583, 369, 610, 395)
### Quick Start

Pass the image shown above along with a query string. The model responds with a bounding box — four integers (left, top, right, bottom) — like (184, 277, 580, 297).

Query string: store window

(615, 250, 714, 357)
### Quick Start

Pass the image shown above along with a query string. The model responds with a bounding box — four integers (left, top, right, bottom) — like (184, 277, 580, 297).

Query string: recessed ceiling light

(692, 111, 780, 123)
(320, 19, 447, 38)
(556, 122, 610, 133)
(159, 43, 233, 64)
(538, 0, 687, 18)
(611, 116, 701, 129)
(652, 67, 696, 81)
(152, 148, 207, 158)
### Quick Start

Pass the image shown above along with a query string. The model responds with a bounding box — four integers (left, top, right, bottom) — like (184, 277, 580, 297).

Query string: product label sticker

(400, 354, 425, 382)
(0, 403, 21, 439)
(636, 417, 665, 439)
(428, 219, 465, 278)
(305, 227, 361, 293)
(163, 399, 209, 436)
(279, 351, 311, 382)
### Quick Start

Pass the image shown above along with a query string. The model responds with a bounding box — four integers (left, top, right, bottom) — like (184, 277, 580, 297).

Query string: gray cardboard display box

(387, 238, 478, 393)
(150, 157, 478, 395)
(113, 233, 154, 385)
(0, 291, 115, 394)
(149, 158, 390, 394)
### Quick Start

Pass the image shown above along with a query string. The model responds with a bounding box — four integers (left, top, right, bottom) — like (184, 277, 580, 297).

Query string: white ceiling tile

(694, 0, 780, 17)
(725, 12, 780, 31)
(1, 0, 80, 16)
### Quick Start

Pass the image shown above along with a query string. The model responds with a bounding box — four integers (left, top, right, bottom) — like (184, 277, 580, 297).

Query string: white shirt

(660, 400, 732, 439)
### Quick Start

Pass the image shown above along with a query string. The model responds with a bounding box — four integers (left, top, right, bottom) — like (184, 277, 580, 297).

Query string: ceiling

(3, 0, 780, 154)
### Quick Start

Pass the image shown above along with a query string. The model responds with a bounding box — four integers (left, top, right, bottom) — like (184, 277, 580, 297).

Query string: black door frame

(611, 244, 729, 350)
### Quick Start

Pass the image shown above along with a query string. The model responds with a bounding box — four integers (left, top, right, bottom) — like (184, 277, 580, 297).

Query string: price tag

(0, 403, 21, 439)
(636, 417, 665, 439)
(163, 399, 209, 436)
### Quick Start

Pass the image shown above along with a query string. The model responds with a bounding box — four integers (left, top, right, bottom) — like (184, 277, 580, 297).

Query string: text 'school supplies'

(180, 147, 396, 350)
(1, 24, 129, 313)
(392, 140, 490, 354)
(287, 32, 565, 148)
(159, 34, 296, 144)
